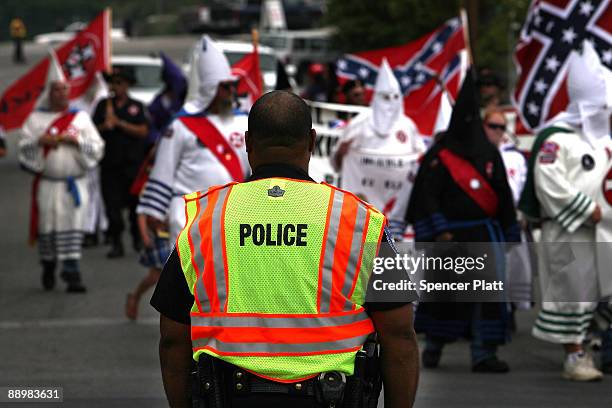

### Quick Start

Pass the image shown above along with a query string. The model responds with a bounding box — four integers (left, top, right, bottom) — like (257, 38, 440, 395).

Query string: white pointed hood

(35, 50, 67, 111)
(553, 41, 612, 145)
(369, 58, 402, 136)
(183, 35, 237, 115)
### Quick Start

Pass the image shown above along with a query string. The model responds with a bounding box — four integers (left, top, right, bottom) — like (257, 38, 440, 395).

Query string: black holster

(342, 334, 382, 408)
(192, 354, 225, 408)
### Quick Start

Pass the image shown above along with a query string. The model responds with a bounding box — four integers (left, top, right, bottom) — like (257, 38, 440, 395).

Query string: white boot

(563, 352, 603, 381)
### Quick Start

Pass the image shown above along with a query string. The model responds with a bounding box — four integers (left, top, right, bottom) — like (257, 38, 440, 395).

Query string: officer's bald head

(248, 91, 312, 148)
(245, 91, 316, 172)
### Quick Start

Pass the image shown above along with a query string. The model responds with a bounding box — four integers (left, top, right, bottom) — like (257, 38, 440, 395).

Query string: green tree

(325, 0, 461, 53)
(325, 0, 531, 85)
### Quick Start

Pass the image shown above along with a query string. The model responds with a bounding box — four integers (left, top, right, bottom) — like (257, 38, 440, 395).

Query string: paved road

(1, 36, 612, 407)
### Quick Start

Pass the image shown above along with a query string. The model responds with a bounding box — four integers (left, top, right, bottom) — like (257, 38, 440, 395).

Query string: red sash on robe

(178, 116, 245, 182)
(29, 111, 78, 245)
(438, 148, 499, 218)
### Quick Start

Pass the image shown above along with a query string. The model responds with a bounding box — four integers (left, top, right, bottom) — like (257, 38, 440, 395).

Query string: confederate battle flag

(335, 17, 468, 137)
(513, 0, 612, 131)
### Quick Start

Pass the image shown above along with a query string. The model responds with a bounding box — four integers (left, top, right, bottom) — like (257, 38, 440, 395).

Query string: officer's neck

(251, 147, 310, 174)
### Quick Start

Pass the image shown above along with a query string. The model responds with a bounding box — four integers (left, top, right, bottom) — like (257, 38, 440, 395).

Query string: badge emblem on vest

(581, 154, 595, 171)
(268, 185, 285, 197)
(470, 178, 480, 190)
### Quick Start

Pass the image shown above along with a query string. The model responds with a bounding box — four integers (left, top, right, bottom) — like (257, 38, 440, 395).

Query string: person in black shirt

(93, 67, 149, 258)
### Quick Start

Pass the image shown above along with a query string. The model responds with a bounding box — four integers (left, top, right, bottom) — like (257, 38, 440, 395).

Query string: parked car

(34, 22, 126, 45)
(179, 0, 326, 34)
(183, 40, 280, 93)
(111, 55, 163, 104)
(259, 27, 337, 84)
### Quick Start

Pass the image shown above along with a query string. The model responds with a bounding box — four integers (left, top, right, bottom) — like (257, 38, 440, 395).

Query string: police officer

(151, 91, 419, 408)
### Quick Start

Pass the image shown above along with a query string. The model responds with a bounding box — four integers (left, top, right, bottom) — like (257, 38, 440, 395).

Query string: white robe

(531, 122, 612, 344)
(19, 110, 105, 260)
(136, 112, 249, 244)
(332, 112, 425, 240)
(500, 144, 532, 309)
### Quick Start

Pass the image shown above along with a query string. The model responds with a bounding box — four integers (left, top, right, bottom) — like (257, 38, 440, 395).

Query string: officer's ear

(245, 131, 252, 153)
(308, 128, 316, 153)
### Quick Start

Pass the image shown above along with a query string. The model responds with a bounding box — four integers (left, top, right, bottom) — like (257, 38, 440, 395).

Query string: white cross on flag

(513, 0, 612, 131)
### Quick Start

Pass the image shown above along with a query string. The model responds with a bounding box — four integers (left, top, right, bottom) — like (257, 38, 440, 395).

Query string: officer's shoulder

(323, 183, 384, 216)
(183, 182, 237, 202)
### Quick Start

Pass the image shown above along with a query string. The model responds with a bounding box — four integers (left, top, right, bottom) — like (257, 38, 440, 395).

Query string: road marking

(0, 317, 158, 329)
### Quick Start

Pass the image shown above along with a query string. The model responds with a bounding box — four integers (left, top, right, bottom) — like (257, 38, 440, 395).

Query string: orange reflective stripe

(220, 187, 232, 312)
(346, 208, 371, 309)
(191, 318, 374, 344)
(330, 197, 358, 312)
(319, 190, 345, 313)
(199, 190, 220, 312)
(316, 188, 335, 313)
(187, 197, 205, 312)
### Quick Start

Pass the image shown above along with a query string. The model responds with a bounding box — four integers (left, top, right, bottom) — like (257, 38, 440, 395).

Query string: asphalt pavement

(1, 37, 612, 407)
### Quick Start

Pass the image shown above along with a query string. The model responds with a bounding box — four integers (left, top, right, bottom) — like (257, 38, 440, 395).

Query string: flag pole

(106, 7, 112, 73)
(251, 27, 263, 96)
(460, 8, 474, 68)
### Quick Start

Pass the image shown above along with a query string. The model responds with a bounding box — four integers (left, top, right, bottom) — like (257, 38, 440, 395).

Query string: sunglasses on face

(486, 122, 506, 132)
(111, 79, 127, 86)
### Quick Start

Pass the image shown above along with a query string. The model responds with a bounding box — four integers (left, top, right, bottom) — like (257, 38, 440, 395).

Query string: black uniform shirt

(92, 96, 148, 176)
(151, 163, 417, 324)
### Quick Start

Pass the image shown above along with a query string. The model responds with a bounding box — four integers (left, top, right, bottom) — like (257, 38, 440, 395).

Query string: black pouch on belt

(195, 354, 226, 408)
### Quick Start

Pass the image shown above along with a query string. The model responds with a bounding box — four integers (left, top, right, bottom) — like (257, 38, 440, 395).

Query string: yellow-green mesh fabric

(223, 179, 328, 314)
(176, 192, 202, 314)
(182, 181, 374, 380)
(351, 210, 385, 306)
(195, 349, 357, 380)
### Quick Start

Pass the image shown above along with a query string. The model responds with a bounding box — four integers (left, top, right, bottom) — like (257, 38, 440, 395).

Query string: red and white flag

(231, 44, 263, 105)
(335, 17, 468, 137)
(0, 9, 110, 131)
(512, 0, 612, 131)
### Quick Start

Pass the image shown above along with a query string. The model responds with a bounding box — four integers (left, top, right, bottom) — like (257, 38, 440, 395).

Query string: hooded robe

(405, 70, 519, 343)
(136, 35, 249, 243)
(521, 43, 612, 344)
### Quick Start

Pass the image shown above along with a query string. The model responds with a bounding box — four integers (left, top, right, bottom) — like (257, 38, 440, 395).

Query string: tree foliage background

(325, 0, 531, 86)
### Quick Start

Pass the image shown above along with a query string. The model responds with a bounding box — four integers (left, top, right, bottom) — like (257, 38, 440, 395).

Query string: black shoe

(107, 243, 125, 258)
(603, 362, 612, 374)
(472, 357, 510, 373)
(422, 349, 442, 368)
(42, 269, 55, 290)
(82, 233, 99, 248)
(66, 283, 87, 293)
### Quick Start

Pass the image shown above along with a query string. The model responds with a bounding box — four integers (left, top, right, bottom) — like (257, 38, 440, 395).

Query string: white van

(259, 27, 337, 83)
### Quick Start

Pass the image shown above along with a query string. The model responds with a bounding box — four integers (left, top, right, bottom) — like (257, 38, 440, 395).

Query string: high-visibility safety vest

(176, 178, 386, 382)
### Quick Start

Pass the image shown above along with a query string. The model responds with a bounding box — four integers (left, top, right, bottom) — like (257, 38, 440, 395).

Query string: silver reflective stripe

(191, 196, 210, 312)
(319, 190, 345, 313)
(211, 188, 230, 310)
(191, 311, 369, 328)
(341, 204, 368, 311)
(192, 334, 369, 354)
